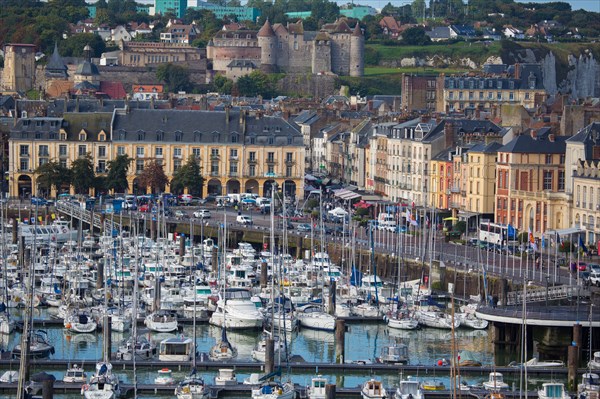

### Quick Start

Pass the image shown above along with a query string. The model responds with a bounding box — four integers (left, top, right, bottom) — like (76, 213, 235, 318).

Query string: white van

(227, 193, 241, 203)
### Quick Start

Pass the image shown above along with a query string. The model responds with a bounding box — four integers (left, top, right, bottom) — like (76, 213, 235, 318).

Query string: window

(137, 131, 145, 141)
(249, 151, 256, 161)
(155, 147, 163, 157)
(174, 148, 182, 158)
(211, 162, 219, 175)
(230, 149, 238, 159)
(20, 159, 29, 171)
(136, 160, 144, 173)
(229, 163, 238, 175)
(268, 164, 274, 174)
(545, 154, 552, 164)
(38, 145, 49, 156)
(59, 159, 67, 168)
(156, 131, 164, 141)
(286, 152, 293, 162)
(78, 145, 87, 156)
(497, 92, 502, 100)
(268, 136, 274, 145)
(509, 92, 514, 100)
(174, 159, 182, 171)
(79, 132, 86, 141)
(287, 136, 293, 145)
(231, 134, 238, 143)
(286, 165, 292, 177)
(211, 148, 219, 156)
(117, 146, 125, 156)
(38, 158, 48, 167)
(19, 145, 29, 156)
(59, 145, 67, 157)
(175, 131, 182, 142)
(136, 147, 145, 157)
(449, 92, 454, 100)
(98, 146, 106, 158)
(249, 165, 256, 176)
(98, 160, 106, 173)
(267, 152, 275, 163)
(543, 171, 552, 190)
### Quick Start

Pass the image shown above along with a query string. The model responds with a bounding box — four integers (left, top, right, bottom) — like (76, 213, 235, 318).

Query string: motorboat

(538, 382, 570, 399)
(264, 302, 298, 333)
(215, 369, 237, 386)
(159, 336, 194, 361)
(175, 372, 207, 399)
(457, 312, 489, 329)
(352, 303, 382, 318)
(209, 328, 238, 361)
(12, 330, 55, 359)
(413, 308, 460, 329)
(114, 335, 156, 361)
(578, 372, 600, 399)
(589, 352, 600, 369)
(144, 310, 178, 333)
(385, 312, 419, 330)
(421, 380, 445, 391)
(394, 377, 423, 399)
(483, 372, 509, 391)
(251, 330, 284, 362)
(307, 375, 328, 399)
(155, 368, 175, 385)
(82, 362, 121, 399)
(252, 381, 295, 399)
(64, 310, 97, 333)
(209, 288, 263, 330)
(361, 378, 387, 399)
(296, 304, 335, 332)
(0, 312, 15, 334)
(63, 364, 87, 384)
(509, 357, 565, 368)
(0, 370, 18, 383)
(375, 344, 409, 364)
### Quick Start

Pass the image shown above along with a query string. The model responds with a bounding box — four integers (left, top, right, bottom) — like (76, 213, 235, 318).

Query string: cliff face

(559, 52, 599, 98)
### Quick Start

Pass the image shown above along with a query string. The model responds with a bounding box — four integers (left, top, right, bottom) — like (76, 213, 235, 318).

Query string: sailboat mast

(132, 221, 139, 398)
(190, 218, 197, 370)
(270, 184, 276, 336)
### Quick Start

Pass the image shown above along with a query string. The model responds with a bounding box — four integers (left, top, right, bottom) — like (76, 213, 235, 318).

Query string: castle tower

(257, 19, 277, 73)
(1, 43, 36, 93)
(312, 32, 331, 74)
(74, 45, 100, 89)
(349, 23, 364, 77)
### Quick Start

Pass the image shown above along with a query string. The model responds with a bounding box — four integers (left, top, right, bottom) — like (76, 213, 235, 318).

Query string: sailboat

(175, 222, 208, 399)
(386, 243, 418, 330)
(0, 204, 14, 335)
(82, 362, 122, 399)
(209, 216, 238, 361)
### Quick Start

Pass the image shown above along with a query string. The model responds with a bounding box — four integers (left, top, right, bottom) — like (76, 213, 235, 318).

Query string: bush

(304, 198, 319, 210)
(559, 240, 575, 253)
(430, 281, 443, 291)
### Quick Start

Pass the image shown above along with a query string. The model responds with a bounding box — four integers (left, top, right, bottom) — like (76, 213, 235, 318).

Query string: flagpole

(554, 233, 559, 284)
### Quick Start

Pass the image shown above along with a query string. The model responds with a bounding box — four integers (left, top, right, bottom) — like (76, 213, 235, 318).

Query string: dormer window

(194, 131, 202, 142)
(287, 136, 293, 145)
(156, 130, 164, 141)
(79, 132, 87, 141)
(98, 132, 106, 141)
(60, 132, 67, 140)
(213, 133, 219, 142)
(175, 131, 183, 142)
(231, 134, 238, 143)
(137, 131, 145, 141)
(36, 120, 42, 127)
(119, 130, 126, 140)
(268, 136, 274, 145)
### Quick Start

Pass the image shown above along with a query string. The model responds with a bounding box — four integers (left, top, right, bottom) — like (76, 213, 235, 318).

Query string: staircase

(506, 284, 589, 306)
(55, 201, 121, 233)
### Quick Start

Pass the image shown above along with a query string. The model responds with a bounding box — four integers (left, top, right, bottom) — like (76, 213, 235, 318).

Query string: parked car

(578, 262, 588, 272)
(590, 271, 600, 286)
(296, 223, 311, 232)
(588, 263, 600, 273)
(193, 209, 211, 219)
(236, 215, 253, 225)
(31, 197, 47, 206)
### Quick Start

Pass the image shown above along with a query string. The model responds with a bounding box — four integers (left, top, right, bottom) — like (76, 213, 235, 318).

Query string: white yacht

(296, 304, 335, 332)
(155, 368, 175, 385)
(413, 308, 460, 329)
(538, 382, 570, 399)
(209, 288, 263, 330)
(394, 377, 422, 399)
(252, 381, 295, 399)
(82, 362, 121, 399)
(64, 310, 97, 333)
(175, 373, 207, 399)
(215, 369, 237, 385)
(483, 372, 509, 391)
(361, 378, 387, 399)
(63, 364, 87, 384)
(307, 376, 328, 399)
(144, 310, 178, 332)
(159, 336, 194, 361)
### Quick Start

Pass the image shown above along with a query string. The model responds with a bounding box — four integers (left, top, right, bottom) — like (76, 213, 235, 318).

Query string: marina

(0, 197, 597, 399)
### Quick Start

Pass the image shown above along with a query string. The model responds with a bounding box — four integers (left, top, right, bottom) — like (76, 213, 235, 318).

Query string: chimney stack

(514, 63, 521, 80)
(530, 129, 537, 139)
(444, 121, 454, 149)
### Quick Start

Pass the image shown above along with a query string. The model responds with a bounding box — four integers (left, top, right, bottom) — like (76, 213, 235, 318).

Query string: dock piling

(325, 384, 336, 399)
(261, 261, 268, 289)
(42, 378, 55, 399)
(328, 280, 336, 316)
(265, 338, 275, 375)
(335, 319, 345, 364)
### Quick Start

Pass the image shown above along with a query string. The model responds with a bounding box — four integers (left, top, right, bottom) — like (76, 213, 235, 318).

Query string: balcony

(248, 158, 257, 164)
(38, 152, 50, 157)
(285, 159, 296, 166)
(19, 153, 30, 157)
(229, 172, 239, 177)
(230, 156, 239, 161)
(450, 185, 461, 193)
(266, 158, 277, 165)
(210, 154, 220, 160)
(210, 171, 220, 177)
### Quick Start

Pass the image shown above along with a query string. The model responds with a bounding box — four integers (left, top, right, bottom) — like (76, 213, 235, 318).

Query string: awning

(333, 189, 361, 200)
(321, 178, 331, 185)
(361, 194, 384, 201)
(353, 200, 373, 209)
(443, 217, 458, 221)
(545, 227, 585, 236)
(304, 184, 316, 191)
(305, 174, 318, 181)
(331, 179, 340, 185)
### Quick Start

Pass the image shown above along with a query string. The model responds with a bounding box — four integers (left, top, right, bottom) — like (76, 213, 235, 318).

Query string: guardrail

(55, 201, 121, 233)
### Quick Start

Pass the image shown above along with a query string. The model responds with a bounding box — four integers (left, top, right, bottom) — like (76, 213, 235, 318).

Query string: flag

(528, 228, 538, 251)
(507, 224, 516, 240)
(556, 231, 561, 245)
(410, 211, 418, 227)
(579, 236, 589, 255)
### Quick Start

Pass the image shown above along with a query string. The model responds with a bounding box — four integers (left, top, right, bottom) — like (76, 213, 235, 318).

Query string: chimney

(444, 121, 454, 148)
(514, 63, 521, 80)
(225, 105, 230, 128)
(239, 110, 246, 134)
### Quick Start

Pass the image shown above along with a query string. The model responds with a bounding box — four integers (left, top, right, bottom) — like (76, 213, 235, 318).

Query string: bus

(478, 222, 517, 245)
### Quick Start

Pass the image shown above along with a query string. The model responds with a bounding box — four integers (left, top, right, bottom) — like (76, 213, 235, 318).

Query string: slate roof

(46, 43, 68, 78)
(426, 27, 452, 40)
(294, 110, 319, 125)
(498, 129, 569, 154)
(111, 109, 303, 146)
(227, 60, 257, 68)
(468, 141, 503, 154)
(10, 113, 113, 141)
(567, 122, 600, 160)
(76, 60, 100, 76)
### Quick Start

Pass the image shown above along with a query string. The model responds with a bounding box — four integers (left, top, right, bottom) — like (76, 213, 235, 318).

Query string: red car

(578, 262, 588, 271)
(139, 204, 151, 212)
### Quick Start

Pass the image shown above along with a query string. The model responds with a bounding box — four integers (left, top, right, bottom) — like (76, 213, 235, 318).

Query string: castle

(207, 19, 364, 79)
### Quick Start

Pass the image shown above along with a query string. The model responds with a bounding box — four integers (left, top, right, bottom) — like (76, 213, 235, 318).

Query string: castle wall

(330, 34, 351, 76)
(312, 43, 331, 74)
(210, 47, 261, 72)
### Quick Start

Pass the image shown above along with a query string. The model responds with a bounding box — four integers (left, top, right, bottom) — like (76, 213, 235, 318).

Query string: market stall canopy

(332, 188, 361, 200)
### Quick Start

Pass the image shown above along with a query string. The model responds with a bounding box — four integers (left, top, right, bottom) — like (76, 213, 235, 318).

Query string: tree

(236, 71, 277, 98)
(59, 33, 106, 58)
(212, 75, 234, 94)
(156, 63, 192, 93)
(170, 155, 204, 196)
(401, 26, 431, 45)
(71, 154, 95, 194)
(106, 154, 132, 193)
(138, 161, 169, 194)
(411, 0, 426, 19)
(35, 160, 72, 196)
